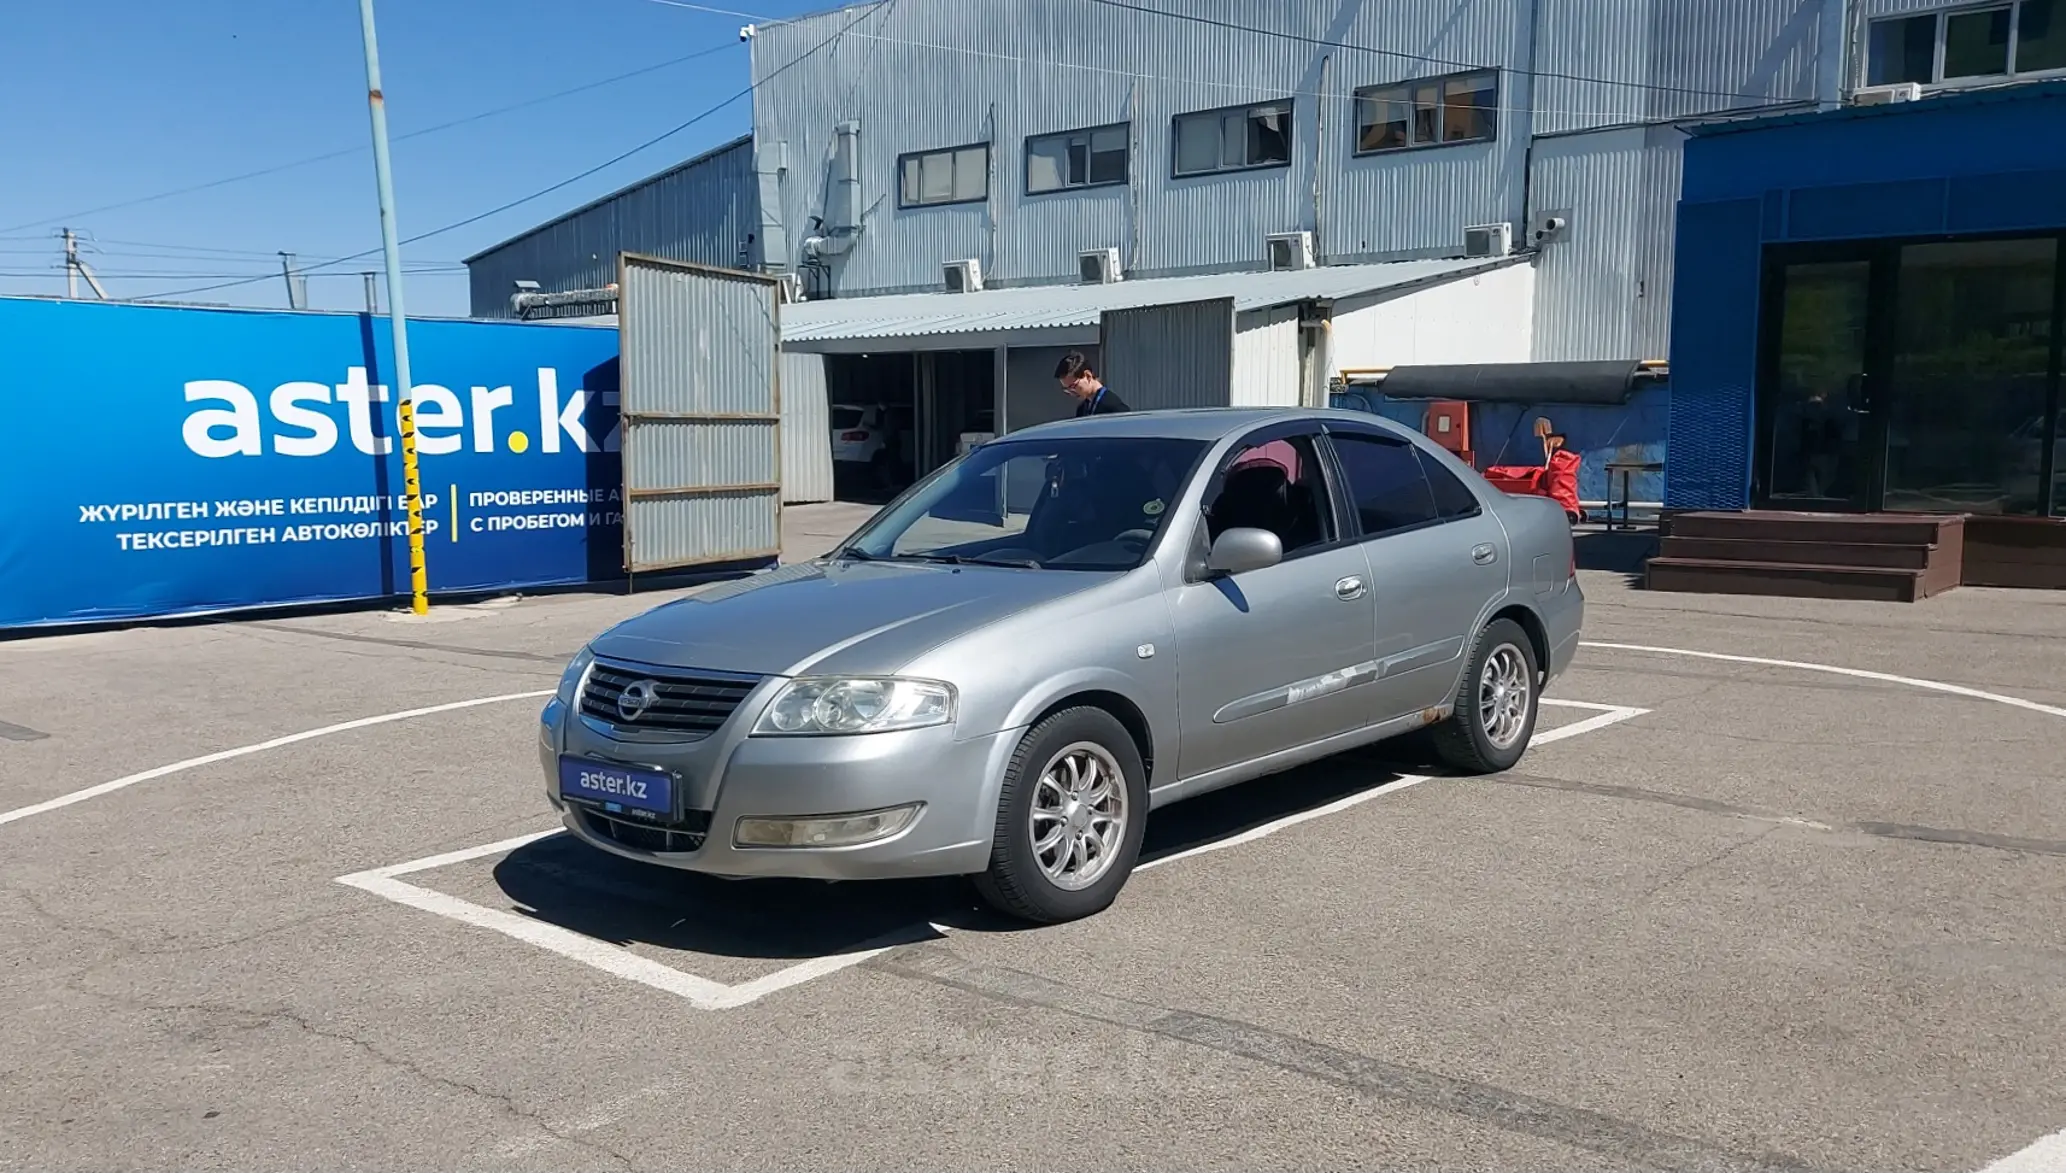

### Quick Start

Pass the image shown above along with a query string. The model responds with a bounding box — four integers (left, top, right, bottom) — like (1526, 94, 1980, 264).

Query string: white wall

(1230, 305, 1305, 408)
(1328, 262, 1537, 373)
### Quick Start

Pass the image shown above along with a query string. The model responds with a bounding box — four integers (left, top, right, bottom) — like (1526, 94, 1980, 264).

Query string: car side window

(1328, 432, 1441, 539)
(1416, 448, 1483, 519)
(1201, 433, 1336, 558)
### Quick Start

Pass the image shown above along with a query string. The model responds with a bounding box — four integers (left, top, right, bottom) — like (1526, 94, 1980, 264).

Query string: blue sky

(0, 0, 829, 316)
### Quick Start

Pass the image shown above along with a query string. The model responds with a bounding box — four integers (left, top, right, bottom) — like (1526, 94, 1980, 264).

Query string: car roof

(996, 406, 1414, 445)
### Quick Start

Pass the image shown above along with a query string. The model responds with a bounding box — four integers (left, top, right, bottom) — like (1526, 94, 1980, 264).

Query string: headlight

(752, 676, 956, 736)
(555, 646, 596, 703)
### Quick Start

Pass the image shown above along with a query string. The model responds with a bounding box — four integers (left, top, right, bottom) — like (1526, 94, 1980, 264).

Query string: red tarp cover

(1482, 449, 1582, 518)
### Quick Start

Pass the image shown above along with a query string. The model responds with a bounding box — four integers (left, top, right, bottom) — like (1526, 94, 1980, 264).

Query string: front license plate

(558, 756, 673, 817)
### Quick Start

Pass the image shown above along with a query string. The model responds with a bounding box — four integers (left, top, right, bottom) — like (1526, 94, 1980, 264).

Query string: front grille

(579, 660, 761, 739)
(578, 808, 712, 853)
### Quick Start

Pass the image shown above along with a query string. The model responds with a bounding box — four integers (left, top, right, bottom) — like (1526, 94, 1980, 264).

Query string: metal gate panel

(1098, 298, 1237, 411)
(617, 253, 783, 573)
(778, 351, 834, 504)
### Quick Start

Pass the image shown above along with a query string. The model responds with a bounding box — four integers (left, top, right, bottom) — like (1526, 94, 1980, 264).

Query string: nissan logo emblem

(616, 679, 660, 722)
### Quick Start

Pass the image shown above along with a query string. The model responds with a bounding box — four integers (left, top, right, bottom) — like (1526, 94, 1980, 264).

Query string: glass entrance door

(1755, 233, 2065, 517)
(1757, 258, 1878, 509)
(1882, 238, 2059, 516)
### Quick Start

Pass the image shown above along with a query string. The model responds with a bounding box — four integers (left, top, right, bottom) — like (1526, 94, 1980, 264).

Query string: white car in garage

(832, 402, 914, 488)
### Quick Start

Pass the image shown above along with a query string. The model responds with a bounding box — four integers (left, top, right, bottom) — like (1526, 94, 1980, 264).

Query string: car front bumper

(537, 695, 1018, 881)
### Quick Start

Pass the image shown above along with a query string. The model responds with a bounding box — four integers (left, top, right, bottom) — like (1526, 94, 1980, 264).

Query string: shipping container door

(616, 253, 784, 573)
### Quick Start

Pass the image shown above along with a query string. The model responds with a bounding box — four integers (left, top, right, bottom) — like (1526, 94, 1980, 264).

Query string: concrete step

(1644, 557, 1942, 603)
(1666, 511, 1962, 547)
(1658, 536, 1937, 570)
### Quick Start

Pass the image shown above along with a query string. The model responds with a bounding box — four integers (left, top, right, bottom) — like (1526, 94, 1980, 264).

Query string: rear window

(831, 407, 864, 429)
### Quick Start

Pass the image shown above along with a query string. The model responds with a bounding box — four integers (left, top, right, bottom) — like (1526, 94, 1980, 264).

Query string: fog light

(733, 804, 921, 848)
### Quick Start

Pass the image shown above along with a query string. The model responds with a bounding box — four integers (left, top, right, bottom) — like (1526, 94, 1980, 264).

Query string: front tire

(1429, 617, 1540, 774)
(972, 707, 1147, 925)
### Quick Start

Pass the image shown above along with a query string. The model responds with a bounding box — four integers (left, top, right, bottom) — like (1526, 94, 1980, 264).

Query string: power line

(0, 268, 466, 279)
(1081, 0, 1797, 106)
(644, 0, 1804, 127)
(74, 236, 466, 264)
(127, 5, 877, 304)
(0, 39, 743, 236)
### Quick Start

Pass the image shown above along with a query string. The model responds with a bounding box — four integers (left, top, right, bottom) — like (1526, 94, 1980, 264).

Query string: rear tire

(972, 707, 1147, 925)
(1429, 617, 1540, 775)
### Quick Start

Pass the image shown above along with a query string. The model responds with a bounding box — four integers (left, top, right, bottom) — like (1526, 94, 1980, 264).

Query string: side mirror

(1205, 527, 1282, 577)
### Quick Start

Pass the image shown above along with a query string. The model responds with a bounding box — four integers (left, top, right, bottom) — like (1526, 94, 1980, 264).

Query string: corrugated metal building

(743, 0, 1841, 364)
(465, 0, 2064, 503)
(465, 135, 761, 318)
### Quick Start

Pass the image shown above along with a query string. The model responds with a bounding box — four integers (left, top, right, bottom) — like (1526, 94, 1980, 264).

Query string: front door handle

(1471, 544, 1497, 565)
(1335, 575, 1367, 601)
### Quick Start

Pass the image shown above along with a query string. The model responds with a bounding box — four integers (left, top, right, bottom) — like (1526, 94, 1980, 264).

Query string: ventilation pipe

(753, 139, 790, 272)
(802, 120, 863, 260)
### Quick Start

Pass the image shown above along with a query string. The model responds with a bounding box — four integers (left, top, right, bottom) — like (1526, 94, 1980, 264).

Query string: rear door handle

(1335, 576, 1367, 601)
(1472, 544, 1497, 565)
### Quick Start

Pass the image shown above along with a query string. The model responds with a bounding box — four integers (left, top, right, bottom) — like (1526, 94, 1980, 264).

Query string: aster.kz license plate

(557, 756, 672, 817)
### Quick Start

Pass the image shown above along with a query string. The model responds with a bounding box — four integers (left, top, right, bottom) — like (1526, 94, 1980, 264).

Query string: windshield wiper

(896, 552, 1043, 569)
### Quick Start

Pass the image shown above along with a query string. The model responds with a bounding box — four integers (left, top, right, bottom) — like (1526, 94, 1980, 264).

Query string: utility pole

(61, 229, 108, 300)
(362, 271, 379, 313)
(278, 252, 307, 310)
(356, 0, 431, 616)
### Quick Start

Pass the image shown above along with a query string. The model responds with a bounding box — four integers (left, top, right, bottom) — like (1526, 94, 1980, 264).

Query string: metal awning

(1366, 359, 1664, 405)
(778, 255, 1526, 351)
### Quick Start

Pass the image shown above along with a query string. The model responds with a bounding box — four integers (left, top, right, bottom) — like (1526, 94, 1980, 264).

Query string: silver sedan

(539, 406, 1583, 924)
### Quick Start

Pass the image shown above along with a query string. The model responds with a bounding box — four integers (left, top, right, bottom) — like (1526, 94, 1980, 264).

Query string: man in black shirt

(1056, 350, 1129, 417)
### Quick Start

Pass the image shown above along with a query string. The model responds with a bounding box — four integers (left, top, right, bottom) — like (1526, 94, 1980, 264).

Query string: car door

(1322, 424, 1512, 720)
(1168, 423, 1381, 782)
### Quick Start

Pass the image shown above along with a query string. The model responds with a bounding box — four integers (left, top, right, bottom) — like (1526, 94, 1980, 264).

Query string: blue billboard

(0, 297, 631, 630)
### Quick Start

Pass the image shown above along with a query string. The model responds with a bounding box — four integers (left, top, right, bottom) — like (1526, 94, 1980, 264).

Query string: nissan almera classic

(539, 407, 1583, 925)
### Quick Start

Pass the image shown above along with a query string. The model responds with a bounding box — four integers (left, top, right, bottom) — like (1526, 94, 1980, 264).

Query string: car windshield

(831, 406, 865, 429)
(839, 435, 1208, 571)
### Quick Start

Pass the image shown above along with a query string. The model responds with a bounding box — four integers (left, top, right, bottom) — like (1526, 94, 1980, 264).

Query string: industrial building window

(897, 142, 990, 208)
(1866, 0, 2066, 86)
(1026, 124, 1129, 194)
(1171, 100, 1294, 177)
(1354, 69, 1498, 154)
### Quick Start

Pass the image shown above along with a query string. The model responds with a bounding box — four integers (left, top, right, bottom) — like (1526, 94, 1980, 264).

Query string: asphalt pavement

(3, 505, 2065, 1172)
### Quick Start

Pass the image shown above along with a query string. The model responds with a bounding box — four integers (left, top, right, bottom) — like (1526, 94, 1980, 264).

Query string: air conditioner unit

(1853, 82, 1923, 105)
(1463, 223, 1513, 258)
(943, 258, 984, 293)
(1266, 231, 1315, 271)
(1079, 247, 1123, 284)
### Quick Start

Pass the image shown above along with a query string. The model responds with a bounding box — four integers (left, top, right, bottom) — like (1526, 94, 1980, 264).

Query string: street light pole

(355, 0, 430, 616)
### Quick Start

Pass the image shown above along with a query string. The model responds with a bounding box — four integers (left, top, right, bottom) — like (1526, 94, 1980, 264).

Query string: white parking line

(0, 690, 556, 830)
(1580, 641, 2066, 721)
(335, 698, 1648, 1012)
(1980, 1128, 2066, 1173)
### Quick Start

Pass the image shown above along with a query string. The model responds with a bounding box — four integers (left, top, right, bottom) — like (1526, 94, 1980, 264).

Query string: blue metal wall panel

(1787, 177, 1950, 237)
(1949, 168, 2066, 233)
(1665, 84, 2066, 512)
(1682, 85, 2066, 203)
(1335, 386, 1673, 505)
(1471, 388, 1672, 505)
(1664, 198, 1764, 511)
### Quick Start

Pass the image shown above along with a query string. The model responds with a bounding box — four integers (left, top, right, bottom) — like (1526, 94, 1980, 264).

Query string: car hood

(587, 559, 1108, 677)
